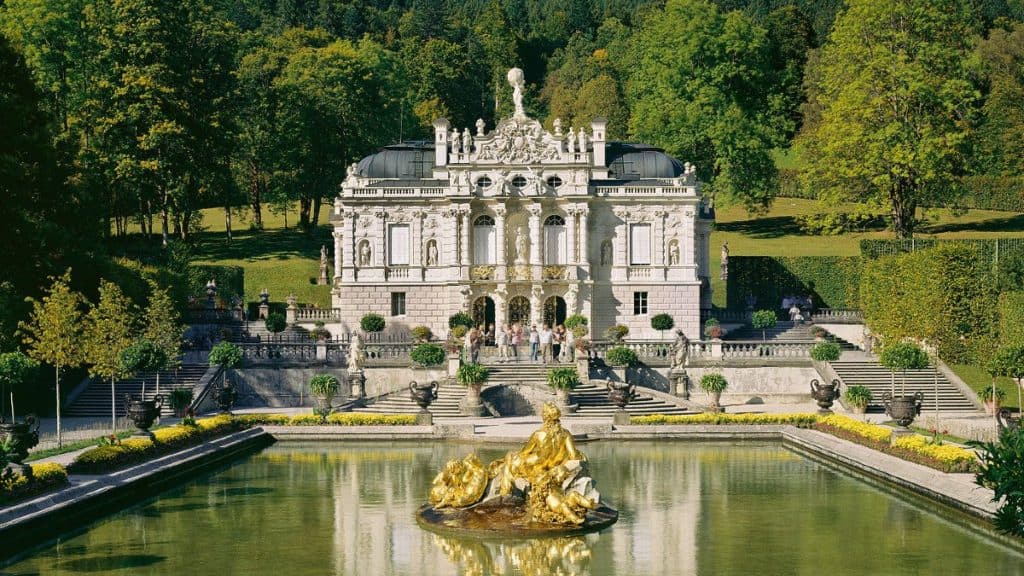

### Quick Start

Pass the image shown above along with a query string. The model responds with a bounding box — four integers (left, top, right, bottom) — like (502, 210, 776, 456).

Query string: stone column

(528, 203, 542, 280)
(412, 210, 424, 270)
(578, 207, 590, 277)
(530, 284, 544, 328)
(495, 204, 507, 281)
(566, 207, 578, 264)
(683, 207, 697, 281)
(459, 206, 471, 279)
(376, 210, 387, 268)
(332, 230, 342, 281)
(341, 212, 357, 283)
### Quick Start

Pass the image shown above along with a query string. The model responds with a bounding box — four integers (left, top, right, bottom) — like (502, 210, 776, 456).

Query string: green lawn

(948, 363, 1022, 411)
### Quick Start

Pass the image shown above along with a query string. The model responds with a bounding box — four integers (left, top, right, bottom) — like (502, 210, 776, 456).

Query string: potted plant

(168, 388, 194, 417)
(265, 312, 286, 341)
(208, 341, 243, 413)
(811, 326, 827, 341)
(547, 366, 580, 407)
(448, 312, 474, 330)
(455, 362, 489, 416)
(309, 374, 341, 413)
(411, 325, 433, 343)
(704, 318, 723, 340)
(120, 339, 168, 437)
(605, 346, 637, 383)
(651, 313, 674, 340)
(844, 385, 873, 414)
(982, 385, 1007, 415)
(751, 309, 777, 341)
(700, 373, 728, 412)
(309, 320, 331, 341)
(810, 378, 841, 414)
(810, 342, 841, 362)
(604, 325, 629, 344)
(879, 341, 929, 427)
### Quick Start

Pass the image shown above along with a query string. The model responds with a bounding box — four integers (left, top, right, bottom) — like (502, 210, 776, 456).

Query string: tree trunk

(161, 207, 169, 247)
(111, 377, 116, 434)
(311, 195, 322, 233)
(250, 163, 263, 230)
(299, 197, 312, 231)
(55, 364, 62, 449)
(889, 180, 917, 239)
(225, 206, 233, 242)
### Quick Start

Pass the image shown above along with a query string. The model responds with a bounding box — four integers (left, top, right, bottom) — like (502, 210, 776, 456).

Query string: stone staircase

(726, 320, 857, 350)
(829, 361, 980, 413)
(352, 382, 471, 418)
(569, 381, 690, 417)
(66, 364, 211, 418)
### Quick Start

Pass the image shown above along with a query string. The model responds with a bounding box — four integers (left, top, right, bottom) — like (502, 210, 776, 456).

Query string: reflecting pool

(4, 442, 1023, 575)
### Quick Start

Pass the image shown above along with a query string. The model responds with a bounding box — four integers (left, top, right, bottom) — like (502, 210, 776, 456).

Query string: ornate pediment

(474, 117, 563, 165)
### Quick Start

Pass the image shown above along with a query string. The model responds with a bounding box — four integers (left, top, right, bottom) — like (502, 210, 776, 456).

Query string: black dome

(357, 141, 435, 178)
(605, 142, 684, 180)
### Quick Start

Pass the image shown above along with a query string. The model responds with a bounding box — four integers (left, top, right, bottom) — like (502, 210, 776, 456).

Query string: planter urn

(607, 380, 635, 426)
(460, 383, 486, 416)
(410, 380, 439, 425)
(0, 415, 40, 476)
(215, 383, 238, 414)
(997, 408, 1021, 432)
(125, 394, 164, 439)
(882, 391, 924, 428)
(810, 379, 841, 414)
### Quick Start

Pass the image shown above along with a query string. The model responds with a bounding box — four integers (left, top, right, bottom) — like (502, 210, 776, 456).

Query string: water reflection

(433, 533, 596, 576)
(2, 442, 1022, 576)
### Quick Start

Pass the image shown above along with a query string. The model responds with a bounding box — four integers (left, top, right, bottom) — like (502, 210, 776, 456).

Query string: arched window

(544, 214, 567, 264)
(473, 215, 496, 264)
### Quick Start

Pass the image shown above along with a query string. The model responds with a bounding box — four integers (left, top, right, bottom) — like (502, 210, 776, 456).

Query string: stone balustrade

(811, 308, 863, 323)
(294, 308, 342, 322)
(591, 338, 815, 365)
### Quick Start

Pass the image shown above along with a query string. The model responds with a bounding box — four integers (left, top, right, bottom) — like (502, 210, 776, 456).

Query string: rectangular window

(473, 224, 496, 264)
(545, 225, 567, 264)
(633, 292, 648, 315)
(630, 224, 651, 265)
(391, 292, 406, 316)
(388, 224, 410, 266)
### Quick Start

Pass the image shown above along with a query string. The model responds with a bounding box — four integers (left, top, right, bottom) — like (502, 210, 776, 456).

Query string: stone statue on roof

(508, 68, 526, 119)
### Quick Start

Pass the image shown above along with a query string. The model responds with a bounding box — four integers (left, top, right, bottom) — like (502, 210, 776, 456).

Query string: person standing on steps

(529, 325, 540, 362)
(498, 325, 510, 363)
(540, 324, 554, 364)
(510, 323, 522, 362)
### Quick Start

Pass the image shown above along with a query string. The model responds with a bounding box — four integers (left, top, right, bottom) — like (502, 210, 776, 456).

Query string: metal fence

(860, 237, 1024, 262)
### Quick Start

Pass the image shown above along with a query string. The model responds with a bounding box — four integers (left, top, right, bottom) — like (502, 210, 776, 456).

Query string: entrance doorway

(543, 296, 566, 328)
(508, 296, 530, 327)
(472, 296, 495, 332)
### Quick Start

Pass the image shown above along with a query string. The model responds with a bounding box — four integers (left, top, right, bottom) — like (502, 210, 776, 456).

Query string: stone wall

(673, 365, 821, 404)
(591, 282, 701, 341)
(231, 366, 448, 408)
(332, 284, 460, 335)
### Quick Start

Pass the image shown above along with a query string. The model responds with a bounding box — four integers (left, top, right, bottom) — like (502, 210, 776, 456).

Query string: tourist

(463, 327, 474, 361)
(487, 324, 496, 347)
(470, 327, 482, 363)
(510, 323, 521, 361)
(789, 303, 801, 322)
(529, 325, 540, 362)
(540, 324, 553, 363)
(498, 325, 510, 362)
(552, 325, 563, 363)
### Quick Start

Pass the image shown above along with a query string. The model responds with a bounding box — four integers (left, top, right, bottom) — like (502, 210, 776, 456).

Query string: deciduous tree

(84, 280, 138, 432)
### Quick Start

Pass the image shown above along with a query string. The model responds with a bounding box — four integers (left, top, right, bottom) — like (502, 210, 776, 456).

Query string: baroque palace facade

(330, 69, 712, 340)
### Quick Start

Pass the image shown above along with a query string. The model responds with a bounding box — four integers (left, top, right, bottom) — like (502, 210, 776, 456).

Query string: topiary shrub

(120, 339, 168, 383)
(410, 343, 446, 367)
(410, 325, 432, 343)
(605, 346, 638, 367)
(360, 313, 385, 333)
(810, 342, 841, 362)
(751, 309, 778, 340)
(604, 325, 629, 343)
(265, 313, 286, 336)
(564, 314, 588, 330)
(448, 312, 474, 330)
(209, 341, 243, 369)
(880, 341, 929, 395)
(451, 325, 469, 339)
(651, 313, 674, 339)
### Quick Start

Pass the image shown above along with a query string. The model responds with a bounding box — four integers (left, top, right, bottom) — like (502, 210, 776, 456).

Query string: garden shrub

(972, 427, 1024, 536)
(0, 462, 68, 505)
(726, 256, 862, 310)
(810, 342, 841, 361)
(605, 347, 637, 367)
(631, 413, 818, 426)
(564, 314, 588, 330)
(410, 343, 446, 367)
(360, 313, 385, 333)
(188, 265, 244, 303)
(999, 292, 1024, 346)
(448, 312, 474, 329)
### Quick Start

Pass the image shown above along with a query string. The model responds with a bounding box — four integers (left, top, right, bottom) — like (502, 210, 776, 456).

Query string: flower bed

(630, 412, 978, 473)
(238, 413, 418, 426)
(0, 463, 69, 506)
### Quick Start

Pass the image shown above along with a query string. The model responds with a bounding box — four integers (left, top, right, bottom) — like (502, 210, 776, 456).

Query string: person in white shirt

(565, 326, 576, 361)
(498, 325, 510, 362)
(539, 325, 553, 363)
(529, 326, 540, 361)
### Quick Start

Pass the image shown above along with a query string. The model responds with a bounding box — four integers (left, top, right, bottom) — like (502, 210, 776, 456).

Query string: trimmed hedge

(630, 413, 818, 426)
(726, 256, 862, 310)
(0, 462, 69, 505)
(861, 244, 999, 364)
(1000, 292, 1024, 346)
(188, 265, 244, 302)
(235, 413, 417, 426)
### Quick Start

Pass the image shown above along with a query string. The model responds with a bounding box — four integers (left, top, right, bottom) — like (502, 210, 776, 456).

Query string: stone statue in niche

(567, 127, 576, 154)
(426, 239, 438, 266)
(565, 283, 578, 314)
(358, 240, 372, 267)
(515, 227, 529, 265)
(668, 240, 680, 266)
(600, 240, 612, 266)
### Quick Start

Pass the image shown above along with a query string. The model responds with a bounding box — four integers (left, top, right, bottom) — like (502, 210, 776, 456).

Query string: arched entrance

(543, 296, 566, 328)
(472, 296, 495, 331)
(508, 296, 530, 327)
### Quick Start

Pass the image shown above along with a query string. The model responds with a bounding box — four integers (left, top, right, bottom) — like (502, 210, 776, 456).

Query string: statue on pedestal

(508, 68, 526, 119)
(515, 227, 529, 265)
(318, 245, 329, 285)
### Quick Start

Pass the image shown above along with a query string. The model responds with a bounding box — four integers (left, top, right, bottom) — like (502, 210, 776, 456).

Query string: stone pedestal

(461, 384, 486, 416)
(890, 427, 914, 446)
(670, 368, 690, 400)
(575, 357, 590, 381)
(613, 410, 631, 426)
(416, 410, 434, 425)
(259, 303, 270, 320)
(318, 263, 329, 285)
(316, 343, 327, 362)
(286, 294, 298, 325)
(710, 338, 723, 359)
(447, 353, 462, 378)
(348, 369, 366, 401)
(611, 366, 627, 383)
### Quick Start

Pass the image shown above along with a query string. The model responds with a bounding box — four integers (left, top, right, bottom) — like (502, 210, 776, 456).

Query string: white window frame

(630, 223, 651, 265)
(388, 224, 410, 266)
(391, 292, 406, 316)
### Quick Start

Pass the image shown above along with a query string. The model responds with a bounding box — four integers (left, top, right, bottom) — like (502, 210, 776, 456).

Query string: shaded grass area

(28, 430, 135, 462)
(948, 363, 1022, 411)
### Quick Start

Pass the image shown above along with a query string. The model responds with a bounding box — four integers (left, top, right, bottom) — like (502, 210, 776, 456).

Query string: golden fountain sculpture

(417, 403, 618, 537)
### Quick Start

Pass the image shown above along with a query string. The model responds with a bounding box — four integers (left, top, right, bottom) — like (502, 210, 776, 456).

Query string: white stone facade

(329, 71, 712, 339)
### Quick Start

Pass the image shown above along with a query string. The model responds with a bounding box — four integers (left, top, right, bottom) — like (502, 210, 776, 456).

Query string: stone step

(829, 361, 978, 412)
(67, 366, 210, 417)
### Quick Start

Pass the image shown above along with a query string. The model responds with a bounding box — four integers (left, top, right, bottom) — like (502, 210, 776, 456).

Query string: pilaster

(495, 204, 507, 281)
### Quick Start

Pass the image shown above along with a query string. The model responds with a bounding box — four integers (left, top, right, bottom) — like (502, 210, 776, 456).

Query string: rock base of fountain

(416, 497, 618, 539)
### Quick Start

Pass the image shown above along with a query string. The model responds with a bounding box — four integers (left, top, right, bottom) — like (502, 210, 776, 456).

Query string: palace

(329, 68, 713, 339)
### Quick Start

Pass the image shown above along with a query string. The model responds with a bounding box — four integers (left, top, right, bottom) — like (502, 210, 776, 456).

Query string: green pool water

(4, 441, 1022, 575)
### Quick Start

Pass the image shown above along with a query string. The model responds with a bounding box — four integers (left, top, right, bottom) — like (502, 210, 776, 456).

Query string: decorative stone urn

(410, 380, 440, 425)
(997, 408, 1021, 432)
(607, 380, 635, 426)
(0, 415, 40, 476)
(882, 391, 924, 428)
(124, 394, 164, 439)
(809, 379, 841, 414)
(215, 382, 238, 414)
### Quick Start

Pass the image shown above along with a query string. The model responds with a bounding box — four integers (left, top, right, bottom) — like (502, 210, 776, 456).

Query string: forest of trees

(1, 0, 1024, 336)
